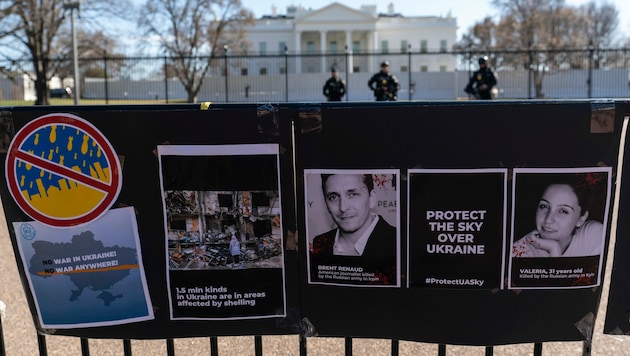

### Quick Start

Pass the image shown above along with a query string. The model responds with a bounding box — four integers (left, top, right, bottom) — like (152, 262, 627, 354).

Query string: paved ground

(2, 197, 630, 355)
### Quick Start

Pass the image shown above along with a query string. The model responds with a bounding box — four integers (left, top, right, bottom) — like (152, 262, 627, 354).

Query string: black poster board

(0, 104, 300, 338)
(407, 169, 506, 290)
(603, 109, 630, 336)
(0, 100, 627, 345)
(295, 100, 623, 345)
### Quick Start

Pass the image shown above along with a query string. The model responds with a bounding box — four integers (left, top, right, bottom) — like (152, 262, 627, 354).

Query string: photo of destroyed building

(165, 190, 283, 270)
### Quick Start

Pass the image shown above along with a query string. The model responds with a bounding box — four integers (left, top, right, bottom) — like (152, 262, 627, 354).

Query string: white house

(246, 2, 457, 74)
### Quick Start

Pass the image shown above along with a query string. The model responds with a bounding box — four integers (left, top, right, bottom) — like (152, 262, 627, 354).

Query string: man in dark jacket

(368, 61, 400, 101)
(465, 56, 498, 99)
(309, 173, 398, 285)
(323, 67, 346, 101)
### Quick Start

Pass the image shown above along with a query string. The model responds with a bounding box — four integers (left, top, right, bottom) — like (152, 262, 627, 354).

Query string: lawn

(0, 98, 190, 106)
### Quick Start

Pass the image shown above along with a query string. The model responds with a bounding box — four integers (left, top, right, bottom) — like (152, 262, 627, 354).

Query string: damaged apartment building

(166, 190, 282, 270)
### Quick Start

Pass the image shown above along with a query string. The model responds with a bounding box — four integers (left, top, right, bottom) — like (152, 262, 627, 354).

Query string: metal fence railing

(1, 98, 628, 355)
(1, 48, 630, 104)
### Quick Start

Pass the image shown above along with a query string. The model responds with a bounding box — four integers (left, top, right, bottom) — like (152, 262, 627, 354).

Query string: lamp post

(63, 0, 81, 105)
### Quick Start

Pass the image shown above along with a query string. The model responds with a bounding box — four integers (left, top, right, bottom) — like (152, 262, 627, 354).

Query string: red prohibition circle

(5, 113, 122, 227)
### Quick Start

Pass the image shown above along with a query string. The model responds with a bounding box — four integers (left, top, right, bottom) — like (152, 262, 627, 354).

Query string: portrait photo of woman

(511, 169, 611, 258)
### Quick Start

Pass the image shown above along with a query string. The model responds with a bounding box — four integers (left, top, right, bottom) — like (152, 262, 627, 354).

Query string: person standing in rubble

(368, 61, 400, 101)
(323, 67, 346, 101)
(229, 233, 241, 268)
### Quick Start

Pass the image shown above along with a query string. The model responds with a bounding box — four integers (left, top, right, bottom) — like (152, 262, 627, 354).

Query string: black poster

(158, 144, 287, 320)
(604, 113, 630, 335)
(0, 101, 626, 345)
(408, 169, 506, 289)
(304, 169, 400, 287)
(508, 168, 612, 289)
(295, 101, 623, 345)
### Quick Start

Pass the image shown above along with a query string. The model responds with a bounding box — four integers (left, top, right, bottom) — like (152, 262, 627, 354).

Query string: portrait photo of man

(305, 170, 400, 287)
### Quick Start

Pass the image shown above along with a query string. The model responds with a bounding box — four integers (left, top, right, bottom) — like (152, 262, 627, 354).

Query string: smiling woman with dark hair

(512, 173, 607, 258)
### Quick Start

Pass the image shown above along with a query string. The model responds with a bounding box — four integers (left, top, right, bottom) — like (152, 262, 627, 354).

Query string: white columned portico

(370, 30, 379, 73)
(320, 30, 327, 72)
(294, 31, 302, 73)
(345, 30, 353, 73)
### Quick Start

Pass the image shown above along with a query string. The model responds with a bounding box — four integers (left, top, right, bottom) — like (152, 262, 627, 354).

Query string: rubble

(168, 234, 282, 270)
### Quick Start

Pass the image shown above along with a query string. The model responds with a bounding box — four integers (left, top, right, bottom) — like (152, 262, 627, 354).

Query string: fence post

(123, 339, 132, 356)
(163, 55, 169, 104)
(344, 337, 352, 355)
(467, 50, 472, 78)
(210, 337, 219, 356)
(587, 44, 594, 99)
(37, 334, 47, 356)
(224, 45, 229, 103)
(285, 46, 289, 102)
(527, 45, 533, 99)
(80, 338, 90, 355)
(408, 44, 412, 100)
(466, 50, 472, 99)
(299, 335, 307, 356)
(0, 309, 5, 356)
(345, 46, 349, 101)
(103, 52, 109, 104)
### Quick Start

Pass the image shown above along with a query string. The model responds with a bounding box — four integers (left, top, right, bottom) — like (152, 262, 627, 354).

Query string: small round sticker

(19, 223, 36, 240)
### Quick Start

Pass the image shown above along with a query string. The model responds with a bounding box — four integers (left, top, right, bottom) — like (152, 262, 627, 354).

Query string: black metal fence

(1, 48, 630, 104)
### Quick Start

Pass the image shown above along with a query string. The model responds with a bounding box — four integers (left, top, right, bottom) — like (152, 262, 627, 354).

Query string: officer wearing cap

(323, 67, 346, 101)
(368, 61, 400, 101)
(464, 56, 498, 99)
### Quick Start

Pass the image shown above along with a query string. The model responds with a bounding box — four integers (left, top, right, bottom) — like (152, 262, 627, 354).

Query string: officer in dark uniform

(368, 61, 400, 101)
(323, 67, 346, 101)
(464, 56, 498, 99)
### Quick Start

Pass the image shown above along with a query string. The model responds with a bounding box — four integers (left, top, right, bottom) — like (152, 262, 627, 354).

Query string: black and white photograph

(509, 167, 612, 289)
(305, 169, 400, 287)
(158, 144, 287, 320)
(407, 169, 507, 289)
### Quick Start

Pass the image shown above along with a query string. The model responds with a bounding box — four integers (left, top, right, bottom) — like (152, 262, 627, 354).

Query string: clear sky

(242, 0, 630, 40)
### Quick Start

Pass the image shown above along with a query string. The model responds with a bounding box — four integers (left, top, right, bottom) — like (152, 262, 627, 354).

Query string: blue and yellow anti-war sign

(5, 113, 122, 227)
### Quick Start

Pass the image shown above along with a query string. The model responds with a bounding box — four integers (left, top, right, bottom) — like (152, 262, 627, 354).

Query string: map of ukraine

(29, 231, 139, 306)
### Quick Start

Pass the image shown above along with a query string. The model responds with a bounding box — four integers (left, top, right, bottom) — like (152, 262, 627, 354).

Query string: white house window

(306, 41, 315, 54)
(381, 40, 389, 54)
(352, 41, 360, 53)
(241, 68, 248, 76)
(420, 65, 428, 72)
(440, 40, 447, 53)
(440, 65, 447, 72)
(401, 40, 408, 53)
(259, 42, 267, 55)
(259, 67, 267, 75)
(420, 40, 428, 53)
(279, 41, 287, 53)
(330, 41, 338, 53)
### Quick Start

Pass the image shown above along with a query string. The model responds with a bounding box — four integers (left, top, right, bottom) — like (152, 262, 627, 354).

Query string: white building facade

(245, 2, 457, 75)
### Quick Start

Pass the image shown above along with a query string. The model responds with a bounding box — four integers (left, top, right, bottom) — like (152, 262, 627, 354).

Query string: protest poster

(304, 169, 400, 287)
(407, 169, 507, 289)
(158, 144, 287, 320)
(508, 168, 612, 289)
